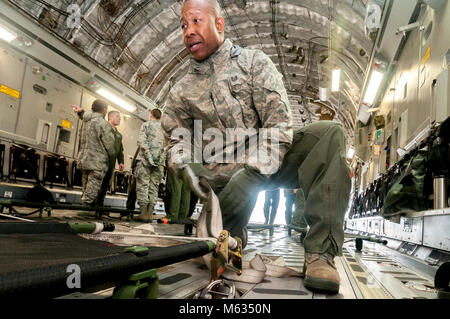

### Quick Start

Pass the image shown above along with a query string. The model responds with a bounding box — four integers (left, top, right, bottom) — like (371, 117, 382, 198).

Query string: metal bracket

(112, 268, 159, 299)
(194, 279, 236, 299)
(210, 230, 242, 281)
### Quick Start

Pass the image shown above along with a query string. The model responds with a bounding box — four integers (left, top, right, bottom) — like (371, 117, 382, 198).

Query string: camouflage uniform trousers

(81, 169, 106, 205)
(135, 160, 164, 210)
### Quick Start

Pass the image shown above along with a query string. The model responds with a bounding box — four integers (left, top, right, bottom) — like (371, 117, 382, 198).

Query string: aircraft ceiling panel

(6, 0, 380, 142)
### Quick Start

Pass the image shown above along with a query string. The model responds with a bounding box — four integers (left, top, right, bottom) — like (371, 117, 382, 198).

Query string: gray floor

(0, 203, 439, 299)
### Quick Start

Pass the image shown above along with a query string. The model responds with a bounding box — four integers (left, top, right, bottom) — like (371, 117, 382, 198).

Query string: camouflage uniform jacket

(161, 38, 293, 177)
(136, 120, 165, 167)
(77, 112, 115, 171)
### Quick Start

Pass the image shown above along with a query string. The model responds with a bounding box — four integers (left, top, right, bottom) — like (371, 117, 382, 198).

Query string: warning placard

(61, 119, 71, 129)
(0, 84, 20, 99)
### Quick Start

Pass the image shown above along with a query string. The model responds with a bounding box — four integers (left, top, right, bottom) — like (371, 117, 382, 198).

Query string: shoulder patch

(235, 47, 254, 74)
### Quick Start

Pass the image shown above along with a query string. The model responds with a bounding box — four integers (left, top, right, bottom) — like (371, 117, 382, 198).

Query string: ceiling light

(319, 87, 328, 101)
(347, 147, 355, 159)
(331, 69, 341, 92)
(363, 70, 384, 105)
(0, 25, 16, 42)
(97, 88, 136, 113)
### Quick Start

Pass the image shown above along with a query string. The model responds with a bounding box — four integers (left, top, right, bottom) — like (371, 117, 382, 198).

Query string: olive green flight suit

(165, 169, 191, 220)
(270, 122, 351, 256)
(284, 188, 308, 228)
(264, 188, 280, 224)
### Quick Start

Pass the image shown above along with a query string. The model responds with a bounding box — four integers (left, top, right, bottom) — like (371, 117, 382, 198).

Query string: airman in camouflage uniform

(74, 100, 115, 206)
(94, 111, 125, 216)
(161, 0, 351, 294)
(135, 108, 165, 222)
(74, 109, 125, 215)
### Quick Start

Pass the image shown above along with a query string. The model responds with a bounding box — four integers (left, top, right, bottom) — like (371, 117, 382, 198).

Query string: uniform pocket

(228, 75, 256, 127)
(229, 75, 251, 101)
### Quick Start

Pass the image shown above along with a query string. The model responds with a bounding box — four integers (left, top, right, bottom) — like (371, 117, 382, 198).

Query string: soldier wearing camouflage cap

(135, 108, 166, 222)
(73, 99, 115, 207)
(161, 0, 351, 294)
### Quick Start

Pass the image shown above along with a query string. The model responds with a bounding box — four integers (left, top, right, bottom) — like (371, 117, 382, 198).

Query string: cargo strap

(197, 180, 301, 284)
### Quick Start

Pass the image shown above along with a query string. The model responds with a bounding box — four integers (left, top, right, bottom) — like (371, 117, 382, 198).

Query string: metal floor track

(0, 206, 440, 299)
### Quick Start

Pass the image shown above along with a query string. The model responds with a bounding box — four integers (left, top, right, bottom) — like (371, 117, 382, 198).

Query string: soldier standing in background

(165, 167, 191, 221)
(72, 100, 115, 210)
(135, 108, 166, 223)
(263, 188, 280, 225)
(284, 188, 308, 229)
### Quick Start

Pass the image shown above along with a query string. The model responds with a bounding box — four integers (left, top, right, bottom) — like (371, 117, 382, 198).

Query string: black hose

(0, 222, 71, 234)
(0, 240, 215, 298)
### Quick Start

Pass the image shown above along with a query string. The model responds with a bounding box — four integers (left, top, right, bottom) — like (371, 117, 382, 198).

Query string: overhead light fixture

(347, 147, 355, 159)
(363, 70, 384, 105)
(0, 25, 16, 42)
(97, 88, 136, 113)
(319, 87, 328, 101)
(331, 69, 341, 92)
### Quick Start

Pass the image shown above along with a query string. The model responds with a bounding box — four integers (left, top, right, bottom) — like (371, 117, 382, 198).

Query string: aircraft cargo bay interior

(0, 0, 449, 304)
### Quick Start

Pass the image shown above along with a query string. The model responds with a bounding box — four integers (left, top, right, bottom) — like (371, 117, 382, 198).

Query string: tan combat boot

(303, 252, 340, 294)
(136, 203, 151, 223)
